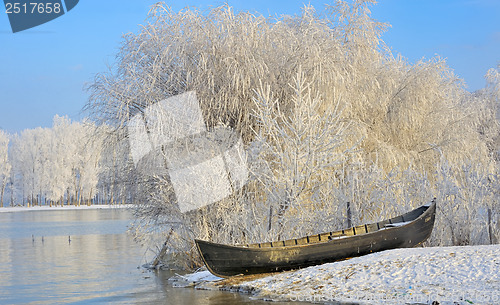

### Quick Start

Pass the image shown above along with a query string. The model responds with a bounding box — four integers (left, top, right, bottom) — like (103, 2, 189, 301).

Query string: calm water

(0, 208, 297, 304)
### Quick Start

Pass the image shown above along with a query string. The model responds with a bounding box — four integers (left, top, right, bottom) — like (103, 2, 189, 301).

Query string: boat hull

(195, 200, 436, 277)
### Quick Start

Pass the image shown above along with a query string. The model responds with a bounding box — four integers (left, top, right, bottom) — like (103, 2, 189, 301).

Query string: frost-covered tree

(45, 116, 74, 205)
(0, 130, 11, 207)
(472, 66, 500, 160)
(48, 116, 104, 206)
(96, 127, 137, 205)
(84, 1, 498, 267)
(77, 123, 105, 205)
(86, 1, 490, 177)
(251, 72, 356, 240)
(8, 116, 105, 206)
(50, 116, 103, 206)
(10, 128, 47, 206)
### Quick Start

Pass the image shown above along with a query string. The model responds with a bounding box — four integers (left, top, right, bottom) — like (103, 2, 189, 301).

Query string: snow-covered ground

(0, 204, 133, 213)
(173, 244, 499, 305)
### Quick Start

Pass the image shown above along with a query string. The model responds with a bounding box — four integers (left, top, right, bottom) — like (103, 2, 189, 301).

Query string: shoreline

(0, 204, 134, 213)
(173, 244, 500, 305)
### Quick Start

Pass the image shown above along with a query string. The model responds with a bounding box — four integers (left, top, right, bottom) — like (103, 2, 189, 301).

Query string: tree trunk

(0, 181, 5, 207)
(151, 229, 174, 269)
(10, 178, 14, 207)
(487, 208, 496, 244)
(346, 201, 352, 228)
(267, 206, 273, 231)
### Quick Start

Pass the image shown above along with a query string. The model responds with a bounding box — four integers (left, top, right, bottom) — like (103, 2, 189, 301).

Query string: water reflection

(0, 209, 151, 304)
(0, 209, 308, 304)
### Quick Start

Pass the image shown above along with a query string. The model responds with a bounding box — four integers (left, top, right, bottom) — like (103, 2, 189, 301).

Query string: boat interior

(244, 203, 431, 249)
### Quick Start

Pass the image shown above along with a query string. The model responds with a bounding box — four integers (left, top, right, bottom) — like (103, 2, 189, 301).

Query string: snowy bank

(169, 270, 223, 288)
(180, 245, 499, 305)
(0, 204, 133, 213)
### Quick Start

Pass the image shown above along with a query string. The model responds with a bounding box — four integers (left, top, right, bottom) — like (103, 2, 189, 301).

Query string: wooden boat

(195, 199, 436, 277)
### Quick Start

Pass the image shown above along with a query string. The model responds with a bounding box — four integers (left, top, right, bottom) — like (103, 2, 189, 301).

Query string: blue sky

(0, 0, 499, 133)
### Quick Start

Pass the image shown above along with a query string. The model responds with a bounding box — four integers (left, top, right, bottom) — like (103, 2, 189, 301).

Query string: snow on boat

(195, 199, 436, 277)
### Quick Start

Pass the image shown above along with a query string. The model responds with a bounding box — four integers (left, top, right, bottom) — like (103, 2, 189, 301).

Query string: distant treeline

(0, 116, 136, 207)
